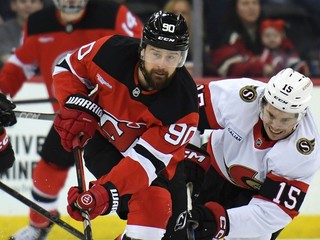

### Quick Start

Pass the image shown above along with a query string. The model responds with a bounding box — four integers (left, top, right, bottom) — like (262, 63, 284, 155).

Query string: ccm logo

(215, 216, 227, 238)
(184, 150, 206, 163)
(157, 36, 175, 42)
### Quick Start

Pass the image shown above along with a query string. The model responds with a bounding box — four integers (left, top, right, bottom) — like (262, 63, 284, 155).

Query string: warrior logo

(296, 138, 315, 155)
(109, 188, 119, 213)
(239, 85, 258, 102)
(80, 193, 93, 206)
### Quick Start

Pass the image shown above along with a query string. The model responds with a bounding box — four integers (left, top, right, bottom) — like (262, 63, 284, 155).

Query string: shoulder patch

(239, 85, 258, 102)
(296, 138, 315, 155)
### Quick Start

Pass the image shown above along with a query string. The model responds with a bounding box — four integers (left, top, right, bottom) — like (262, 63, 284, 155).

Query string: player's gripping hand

(54, 94, 103, 151)
(0, 127, 15, 173)
(184, 143, 211, 200)
(67, 182, 119, 221)
(0, 93, 16, 127)
(188, 202, 229, 239)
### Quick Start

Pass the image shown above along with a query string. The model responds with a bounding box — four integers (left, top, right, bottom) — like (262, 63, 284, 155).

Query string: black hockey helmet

(141, 10, 189, 51)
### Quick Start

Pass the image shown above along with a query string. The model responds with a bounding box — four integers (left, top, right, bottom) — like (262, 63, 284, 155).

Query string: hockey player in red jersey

(0, 0, 143, 239)
(187, 68, 320, 239)
(53, 11, 199, 240)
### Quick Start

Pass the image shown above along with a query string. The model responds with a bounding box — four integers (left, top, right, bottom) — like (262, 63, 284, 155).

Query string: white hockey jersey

(197, 78, 320, 239)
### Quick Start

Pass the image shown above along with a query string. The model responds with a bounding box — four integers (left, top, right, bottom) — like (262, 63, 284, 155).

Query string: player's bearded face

(261, 103, 298, 141)
(140, 46, 180, 90)
(142, 63, 175, 90)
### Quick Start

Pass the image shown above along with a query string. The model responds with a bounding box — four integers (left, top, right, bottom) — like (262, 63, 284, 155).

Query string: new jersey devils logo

(100, 110, 147, 152)
(174, 210, 188, 231)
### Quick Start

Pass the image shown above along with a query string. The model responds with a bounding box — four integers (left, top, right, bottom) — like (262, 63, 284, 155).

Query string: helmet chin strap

(259, 94, 305, 132)
(293, 111, 306, 130)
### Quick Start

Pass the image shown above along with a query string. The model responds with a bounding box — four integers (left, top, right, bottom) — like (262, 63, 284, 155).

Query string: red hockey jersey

(53, 35, 199, 195)
(0, 0, 143, 111)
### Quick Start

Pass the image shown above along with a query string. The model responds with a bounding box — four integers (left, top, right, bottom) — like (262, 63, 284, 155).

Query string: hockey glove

(189, 202, 229, 239)
(0, 93, 16, 127)
(67, 182, 119, 221)
(54, 94, 103, 151)
(0, 127, 15, 173)
(184, 143, 211, 200)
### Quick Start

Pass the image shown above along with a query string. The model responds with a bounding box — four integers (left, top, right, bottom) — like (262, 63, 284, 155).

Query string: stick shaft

(0, 181, 85, 239)
(72, 138, 93, 240)
(14, 110, 56, 121)
(13, 98, 57, 105)
(187, 182, 196, 240)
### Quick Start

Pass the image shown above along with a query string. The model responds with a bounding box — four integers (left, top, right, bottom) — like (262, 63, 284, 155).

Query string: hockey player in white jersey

(188, 68, 320, 239)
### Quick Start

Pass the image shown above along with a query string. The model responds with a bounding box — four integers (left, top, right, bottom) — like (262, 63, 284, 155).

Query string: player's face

(261, 103, 298, 141)
(140, 45, 180, 90)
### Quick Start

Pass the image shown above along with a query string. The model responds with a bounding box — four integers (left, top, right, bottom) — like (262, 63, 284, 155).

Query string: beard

(143, 67, 175, 91)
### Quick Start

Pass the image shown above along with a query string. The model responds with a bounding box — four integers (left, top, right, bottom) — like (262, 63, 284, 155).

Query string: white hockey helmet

(53, 0, 89, 14)
(264, 68, 313, 114)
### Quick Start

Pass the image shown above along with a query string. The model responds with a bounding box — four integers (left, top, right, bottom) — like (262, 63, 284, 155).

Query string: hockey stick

(13, 85, 98, 120)
(72, 137, 93, 240)
(14, 110, 56, 121)
(0, 181, 85, 239)
(13, 98, 57, 105)
(186, 182, 196, 240)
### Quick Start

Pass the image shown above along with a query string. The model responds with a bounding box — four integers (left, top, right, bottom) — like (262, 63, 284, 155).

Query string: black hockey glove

(188, 202, 229, 240)
(0, 127, 15, 173)
(0, 93, 17, 127)
(184, 143, 210, 200)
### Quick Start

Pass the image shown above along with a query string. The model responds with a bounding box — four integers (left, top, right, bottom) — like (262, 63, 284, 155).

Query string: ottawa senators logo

(239, 85, 258, 102)
(296, 138, 315, 155)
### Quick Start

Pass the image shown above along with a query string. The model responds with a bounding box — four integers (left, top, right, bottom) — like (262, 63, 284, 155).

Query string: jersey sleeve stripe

(131, 150, 158, 185)
(134, 143, 169, 171)
(256, 172, 309, 218)
(52, 65, 68, 76)
(59, 54, 95, 89)
(125, 138, 172, 184)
